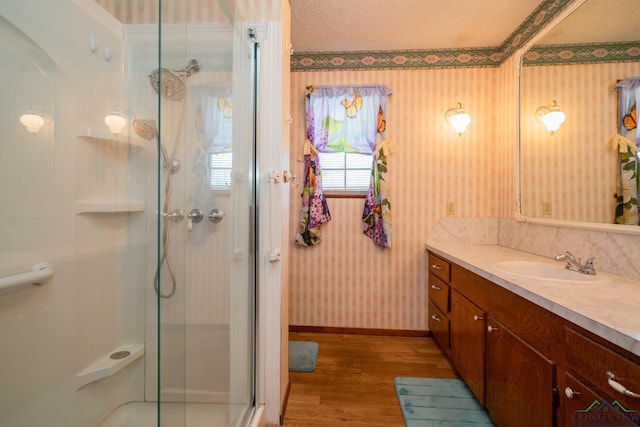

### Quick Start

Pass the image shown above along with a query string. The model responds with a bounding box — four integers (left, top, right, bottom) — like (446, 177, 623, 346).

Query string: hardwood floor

(283, 332, 458, 427)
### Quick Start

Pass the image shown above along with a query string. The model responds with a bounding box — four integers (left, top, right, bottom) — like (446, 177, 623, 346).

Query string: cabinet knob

(431, 264, 442, 270)
(431, 284, 441, 291)
(487, 325, 499, 333)
(473, 315, 483, 321)
(564, 387, 581, 399)
(431, 314, 442, 322)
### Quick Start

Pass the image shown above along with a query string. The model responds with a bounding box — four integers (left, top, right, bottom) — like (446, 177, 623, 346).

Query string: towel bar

(0, 262, 53, 293)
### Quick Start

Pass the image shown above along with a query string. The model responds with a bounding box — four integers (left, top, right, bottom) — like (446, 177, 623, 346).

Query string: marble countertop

(426, 243, 640, 358)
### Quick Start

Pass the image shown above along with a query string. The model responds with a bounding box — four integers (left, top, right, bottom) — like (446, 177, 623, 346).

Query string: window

(209, 152, 232, 190)
(317, 151, 372, 194)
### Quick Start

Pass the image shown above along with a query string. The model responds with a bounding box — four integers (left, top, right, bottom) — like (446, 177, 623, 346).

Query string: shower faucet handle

(187, 209, 204, 231)
(208, 209, 225, 224)
(159, 209, 184, 222)
(188, 209, 204, 223)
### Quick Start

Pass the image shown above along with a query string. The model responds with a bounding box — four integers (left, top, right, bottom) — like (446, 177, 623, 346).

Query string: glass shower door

(153, 6, 258, 427)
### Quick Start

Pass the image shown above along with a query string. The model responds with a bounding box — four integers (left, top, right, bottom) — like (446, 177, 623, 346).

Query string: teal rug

(288, 341, 319, 372)
(394, 377, 494, 426)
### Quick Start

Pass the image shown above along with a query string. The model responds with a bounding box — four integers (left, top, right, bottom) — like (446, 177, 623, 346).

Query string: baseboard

(279, 379, 291, 426)
(289, 325, 431, 337)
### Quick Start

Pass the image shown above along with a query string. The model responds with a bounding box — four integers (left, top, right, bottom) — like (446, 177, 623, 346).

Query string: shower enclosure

(0, 1, 275, 426)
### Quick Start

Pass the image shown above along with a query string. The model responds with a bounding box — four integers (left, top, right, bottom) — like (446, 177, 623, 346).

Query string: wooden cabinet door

(450, 290, 485, 405)
(486, 317, 556, 427)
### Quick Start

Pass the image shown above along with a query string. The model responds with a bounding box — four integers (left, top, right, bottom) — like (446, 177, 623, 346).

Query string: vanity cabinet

(449, 263, 556, 426)
(450, 290, 485, 404)
(427, 249, 640, 427)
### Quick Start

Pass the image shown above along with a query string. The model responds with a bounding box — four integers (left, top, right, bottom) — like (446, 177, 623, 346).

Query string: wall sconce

(536, 100, 566, 134)
(104, 112, 127, 134)
(445, 102, 471, 135)
(20, 112, 46, 133)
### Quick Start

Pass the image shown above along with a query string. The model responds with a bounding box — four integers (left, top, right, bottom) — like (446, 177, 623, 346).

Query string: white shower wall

(0, 1, 147, 426)
(0, 0, 277, 424)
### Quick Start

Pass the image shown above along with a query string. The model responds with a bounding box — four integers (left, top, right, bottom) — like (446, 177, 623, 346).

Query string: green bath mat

(394, 377, 494, 426)
(288, 341, 319, 372)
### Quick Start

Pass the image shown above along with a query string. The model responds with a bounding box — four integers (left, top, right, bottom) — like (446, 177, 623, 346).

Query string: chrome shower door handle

(208, 209, 225, 223)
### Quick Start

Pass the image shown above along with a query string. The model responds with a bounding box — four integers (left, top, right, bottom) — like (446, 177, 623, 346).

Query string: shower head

(148, 59, 200, 101)
(132, 119, 157, 140)
(132, 119, 171, 170)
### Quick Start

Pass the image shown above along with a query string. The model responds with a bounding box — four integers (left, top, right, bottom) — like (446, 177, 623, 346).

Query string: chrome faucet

(553, 250, 598, 275)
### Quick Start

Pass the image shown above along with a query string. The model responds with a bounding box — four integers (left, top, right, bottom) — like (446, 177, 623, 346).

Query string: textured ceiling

(290, 0, 544, 53)
(537, 0, 640, 45)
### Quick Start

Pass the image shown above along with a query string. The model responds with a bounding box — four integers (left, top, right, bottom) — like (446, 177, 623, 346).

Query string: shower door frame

(251, 19, 289, 426)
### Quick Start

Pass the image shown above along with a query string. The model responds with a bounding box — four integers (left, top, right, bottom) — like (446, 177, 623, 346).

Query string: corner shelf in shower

(77, 128, 145, 148)
(75, 343, 144, 390)
(76, 200, 145, 213)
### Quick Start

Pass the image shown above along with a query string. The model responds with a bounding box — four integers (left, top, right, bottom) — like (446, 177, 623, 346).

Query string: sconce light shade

(536, 101, 566, 134)
(445, 102, 471, 135)
(20, 113, 46, 133)
(104, 112, 127, 134)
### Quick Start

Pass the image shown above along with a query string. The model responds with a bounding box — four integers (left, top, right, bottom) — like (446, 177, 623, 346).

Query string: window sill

(324, 192, 366, 199)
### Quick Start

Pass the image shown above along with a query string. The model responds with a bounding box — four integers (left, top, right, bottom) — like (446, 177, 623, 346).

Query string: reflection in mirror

(519, 0, 640, 228)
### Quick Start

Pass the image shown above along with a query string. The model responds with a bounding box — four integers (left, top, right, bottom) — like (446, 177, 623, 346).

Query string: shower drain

(110, 350, 131, 360)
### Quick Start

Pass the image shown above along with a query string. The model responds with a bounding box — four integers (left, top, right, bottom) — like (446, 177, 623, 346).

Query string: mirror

(518, 0, 640, 232)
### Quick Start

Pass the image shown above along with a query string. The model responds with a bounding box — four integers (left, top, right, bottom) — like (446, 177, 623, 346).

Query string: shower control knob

(187, 209, 204, 231)
(160, 209, 184, 222)
(187, 209, 204, 223)
(208, 209, 225, 224)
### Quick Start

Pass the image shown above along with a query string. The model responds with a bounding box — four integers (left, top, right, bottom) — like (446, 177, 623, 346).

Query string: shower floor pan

(98, 401, 249, 427)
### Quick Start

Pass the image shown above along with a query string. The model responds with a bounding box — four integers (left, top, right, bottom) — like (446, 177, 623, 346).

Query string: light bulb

(542, 109, 565, 132)
(20, 113, 45, 133)
(104, 112, 127, 134)
(450, 111, 471, 134)
(536, 101, 566, 134)
(445, 103, 471, 135)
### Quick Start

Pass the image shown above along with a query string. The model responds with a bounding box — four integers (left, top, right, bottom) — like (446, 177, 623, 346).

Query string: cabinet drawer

(560, 371, 639, 427)
(566, 328, 640, 411)
(428, 253, 451, 282)
(428, 274, 450, 313)
(429, 301, 450, 352)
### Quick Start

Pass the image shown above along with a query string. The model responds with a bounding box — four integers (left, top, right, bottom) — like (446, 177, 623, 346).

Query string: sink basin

(492, 260, 610, 284)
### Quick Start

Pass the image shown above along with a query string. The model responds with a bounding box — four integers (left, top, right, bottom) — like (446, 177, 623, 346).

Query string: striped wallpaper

(95, 0, 279, 23)
(288, 65, 515, 330)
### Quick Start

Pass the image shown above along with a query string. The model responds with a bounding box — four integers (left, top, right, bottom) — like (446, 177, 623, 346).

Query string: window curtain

(612, 78, 639, 225)
(295, 85, 393, 248)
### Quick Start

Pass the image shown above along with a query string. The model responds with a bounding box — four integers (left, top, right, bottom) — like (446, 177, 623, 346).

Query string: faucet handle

(554, 250, 574, 262)
(583, 256, 601, 275)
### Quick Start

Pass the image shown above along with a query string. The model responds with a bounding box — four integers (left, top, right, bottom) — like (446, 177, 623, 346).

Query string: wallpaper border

(290, 0, 582, 72)
(522, 42, 640, 66)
